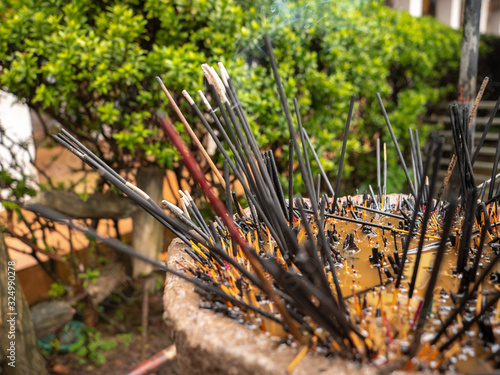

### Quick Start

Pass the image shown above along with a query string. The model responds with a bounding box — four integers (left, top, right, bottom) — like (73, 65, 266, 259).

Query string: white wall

(0, 90, 37, 201)
(436, 0, 463, 29)
(391, 0, 423, 17)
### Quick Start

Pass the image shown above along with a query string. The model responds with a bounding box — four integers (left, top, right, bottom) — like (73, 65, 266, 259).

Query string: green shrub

(234, 0, 461, 193)
(0, 0, 249, 173)
(0, 0, 460, 195)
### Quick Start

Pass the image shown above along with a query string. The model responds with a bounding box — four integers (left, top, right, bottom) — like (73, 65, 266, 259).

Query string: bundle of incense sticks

(39, 36, 500, 372)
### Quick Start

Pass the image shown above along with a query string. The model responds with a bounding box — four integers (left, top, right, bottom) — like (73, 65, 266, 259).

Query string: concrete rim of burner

(163, 194, 418, 375)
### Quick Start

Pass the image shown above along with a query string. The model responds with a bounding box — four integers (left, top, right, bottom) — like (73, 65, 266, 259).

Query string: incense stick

(377, 93, 416, 197)
(156, 77, 225, 186)
(333, 95, 355, 211)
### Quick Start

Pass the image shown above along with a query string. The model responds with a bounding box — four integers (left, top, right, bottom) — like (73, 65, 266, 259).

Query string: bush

(0, 0, 461, 196)
(0, 0, 249, 173)
(234, 0, 461, 193)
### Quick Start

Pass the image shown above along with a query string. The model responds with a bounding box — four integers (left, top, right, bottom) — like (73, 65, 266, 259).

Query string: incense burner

(164, 232, 419, 375)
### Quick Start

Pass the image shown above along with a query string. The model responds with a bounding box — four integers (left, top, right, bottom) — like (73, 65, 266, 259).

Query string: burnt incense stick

(369, 185, 379, 211)
(302, 128, 336, 199)
(212, 69, 289, 233)
(59, 129, 127, 185)
(414, 130, 424, 190)
(394, 139, 434, 290)
(223, 160, 238, 257)
(377, 138, 382, 199)
(470, 223, 488, 283)
(438, 292, 500, 353)
(408, 194, 456, 358)
(294, 100, 316, 202)
(158, 115, 300, 339)
(197, 86, 291, 254)
(269, 150, 288, 219)
(456, 108, 477, 189)
(264, 36, 319, 221)
(27, 204, 290, 325)
(52, 134, 204, 247)
(162, 200, 211, 243)
(191, 90, 286, 249)
(449, 105, 468, 197)
(472, 95, 500, 165)
(353, 205, 404, 220)
(316, 174, 321, 203)
(376, 93, 416, 197)
(407, 138, 443, 300)
(183, 90, 245, 179)
(197, 89, 252, 185)
(409, 129, 419, 192)
(156, 76, 225, 186)
(431, 252, 500, 346)
(334, 95, 355, 211)
(489, 132, 500, 201)
(288, 140, 294, 228)
(293, 98, 318, 209)
(383, 142, 387, 210)
(456, 189, 477, 274)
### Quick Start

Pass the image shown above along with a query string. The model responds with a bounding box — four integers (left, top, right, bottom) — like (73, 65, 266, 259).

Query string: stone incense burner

(164, 234, 419, 375)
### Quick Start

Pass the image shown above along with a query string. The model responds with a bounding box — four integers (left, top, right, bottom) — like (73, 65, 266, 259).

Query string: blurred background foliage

(0, 0, 462, 196)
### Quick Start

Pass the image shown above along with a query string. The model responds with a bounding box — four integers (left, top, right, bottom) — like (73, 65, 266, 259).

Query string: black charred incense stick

(293, 98, 318, 209)
(408, 194, 457, 357)
(472, 95, 500, 165)
(377, 93, 417, 198)
(409, 129, 419, 192)
(377, 138, 382, 200)
(288, 140, 294, 228)
(394, 139, 434, 290)
(302, 129, 336, 199)
(223, 160, 238, 256)
(52, 135, 199, 247)
(159, 115, 301, 339)
(294, 99, 316, 203)
(333, 95, 355, 211)
(383, 142, 387, 209)
(470, 223, 488, 283)
(488, 131, 500, 200)
(353, 205, 404, 220)
(431, 252, 500, 346)
(407, 137, 443, 300)
(264, 36, 319, 223)
(438, 292, 500, 353)
(414, 129, 424, 190)
(316, 174, 321, 203)
(27, 204, 290, 325)
(456, 189, 477, 274)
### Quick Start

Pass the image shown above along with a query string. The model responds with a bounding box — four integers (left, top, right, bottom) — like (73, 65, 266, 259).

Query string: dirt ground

(45, 289, 180, 375)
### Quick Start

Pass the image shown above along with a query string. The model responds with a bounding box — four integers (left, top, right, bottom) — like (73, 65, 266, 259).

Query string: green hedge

(0, 0, 460, 194)
(234, 0, 461, 193)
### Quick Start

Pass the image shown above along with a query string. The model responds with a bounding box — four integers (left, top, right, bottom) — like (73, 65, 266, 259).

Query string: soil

(45, 283, 179, 375)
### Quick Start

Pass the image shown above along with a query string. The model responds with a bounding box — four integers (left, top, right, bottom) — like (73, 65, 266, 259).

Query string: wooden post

(0, 232, 46, 375)
(132, 166, 165, 277)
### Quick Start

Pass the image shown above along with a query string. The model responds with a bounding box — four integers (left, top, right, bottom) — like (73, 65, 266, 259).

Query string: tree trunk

(132, 166, 165, 276)
(0, 232, 46, 375)
(458, 0, 482, 129)
(445, 0, 482, 199)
